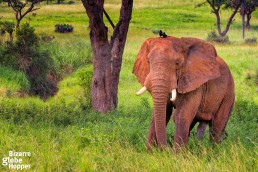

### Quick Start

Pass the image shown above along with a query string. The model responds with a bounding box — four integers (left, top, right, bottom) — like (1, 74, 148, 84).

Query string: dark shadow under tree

(81, 0, 133, 113)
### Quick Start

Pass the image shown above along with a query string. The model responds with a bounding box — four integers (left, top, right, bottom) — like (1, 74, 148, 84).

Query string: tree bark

(246, 12, 251, 30)
(110, 0, 133, 108)
(241, 13, 245, 39)
(220, 3, 240, 37)
(82, 0, 133, 112)
(240, 1, 246, 39)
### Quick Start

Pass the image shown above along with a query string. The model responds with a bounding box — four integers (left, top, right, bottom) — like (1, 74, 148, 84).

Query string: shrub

(56, 66, 93, 109)
(0, 66, 93, 125)
(206, 31, 229, 43)
(245, 37, 257, 44)
(0, 21, 15, 41)
(67, 1, 75, 4)
(1, 23, 57, 98)
(55, 24, 73, 33)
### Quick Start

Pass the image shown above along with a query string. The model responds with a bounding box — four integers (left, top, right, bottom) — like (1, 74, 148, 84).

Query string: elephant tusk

(170, 89, 177, 102)
(136, 86, 147, 96)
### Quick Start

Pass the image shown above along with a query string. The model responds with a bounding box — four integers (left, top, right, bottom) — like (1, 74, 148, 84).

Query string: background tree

(197, 0, 242, 37)
(8, 0, 44, 29)
(245, 0, 258, 30)
(81, 0, 133, 113)
(229, 0, 257, 39)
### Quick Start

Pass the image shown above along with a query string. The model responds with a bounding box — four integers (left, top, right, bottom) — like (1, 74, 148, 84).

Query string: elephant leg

(197, 122, 207, 140)
(173, 89, 203, 150)
(146, 115, 157, 150)
(146, 104, 173, 150)
(210, 97, 234, 143)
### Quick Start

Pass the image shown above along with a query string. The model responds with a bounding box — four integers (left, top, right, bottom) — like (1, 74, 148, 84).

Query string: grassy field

(0, 0, 258, 171)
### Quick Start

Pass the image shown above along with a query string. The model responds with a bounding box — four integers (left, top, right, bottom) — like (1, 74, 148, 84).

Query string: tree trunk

(82, 0, 133, 112)
(246, 12, 251, 30)
(241, 13, 245, 39)
(214, 11, 223, 36)
(82, 0, 113, 112)
(16, 20, 20, 29)
(220, 5, 240, 37)
(240, 1, 246, 39)
(110, 0, 133, 107)
(208, 0, 241, 37)
(9, 32, 13, 42)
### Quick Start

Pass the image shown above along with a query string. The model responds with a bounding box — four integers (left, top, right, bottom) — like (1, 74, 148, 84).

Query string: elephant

(132, 36, 235, 150)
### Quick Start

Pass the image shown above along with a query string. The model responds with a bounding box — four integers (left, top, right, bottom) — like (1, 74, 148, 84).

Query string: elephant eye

(147, 59, 150, 64)
(175, 61, 179, 65)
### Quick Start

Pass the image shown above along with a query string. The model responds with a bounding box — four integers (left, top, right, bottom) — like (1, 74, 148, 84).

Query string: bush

(0, 66, 93, 125)
(0, 21, 15, 41)
(55, 24, 73, 33)
(245, 37, 257, 44)
(56, 66, 93, 109)
(67, 1, 75, 4)
(206, 31, 229, 43)
(1, 23, 57, 98)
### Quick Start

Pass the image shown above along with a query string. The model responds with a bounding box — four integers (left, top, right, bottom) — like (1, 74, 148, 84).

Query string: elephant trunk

(151, 79, 169, 147)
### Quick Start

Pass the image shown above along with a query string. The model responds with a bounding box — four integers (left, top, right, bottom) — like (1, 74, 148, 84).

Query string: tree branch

(222, 1, 242, 36)
(195, 2, 207, 8)
(103, 9, 115, 29)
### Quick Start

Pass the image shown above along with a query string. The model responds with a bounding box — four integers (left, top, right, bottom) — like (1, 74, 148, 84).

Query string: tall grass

(0, 0, 257, 171)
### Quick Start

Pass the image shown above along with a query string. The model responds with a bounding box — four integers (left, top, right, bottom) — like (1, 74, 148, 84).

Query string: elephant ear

(132, 39, 151, 86)
(177, 38, 221, 93)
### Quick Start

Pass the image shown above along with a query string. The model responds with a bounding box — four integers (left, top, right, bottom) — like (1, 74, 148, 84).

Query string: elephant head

(132, 36, 221, 147)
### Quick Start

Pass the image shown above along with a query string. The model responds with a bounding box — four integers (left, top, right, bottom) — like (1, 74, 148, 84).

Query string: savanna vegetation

(0, 0, 257, 171)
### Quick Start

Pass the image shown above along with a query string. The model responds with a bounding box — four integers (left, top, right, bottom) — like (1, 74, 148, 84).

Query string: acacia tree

(196, 0, 242, 37)
(207, 0, 242, 37)
(229, 0, 257, 38)
(81, 0, 133, 113)
(8, 0, 44, 29)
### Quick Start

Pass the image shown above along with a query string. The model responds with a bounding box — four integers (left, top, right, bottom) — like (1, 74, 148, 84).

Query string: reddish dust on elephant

(133, 36, 235, 150)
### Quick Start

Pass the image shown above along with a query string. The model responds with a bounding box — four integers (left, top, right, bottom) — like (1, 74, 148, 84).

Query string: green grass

(0, 0, 258, 171)
(0, 66, 30, 94)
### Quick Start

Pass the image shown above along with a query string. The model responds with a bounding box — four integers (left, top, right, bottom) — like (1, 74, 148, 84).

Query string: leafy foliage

(2, 23, 57, 98)
(0, 21, 15, 41)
